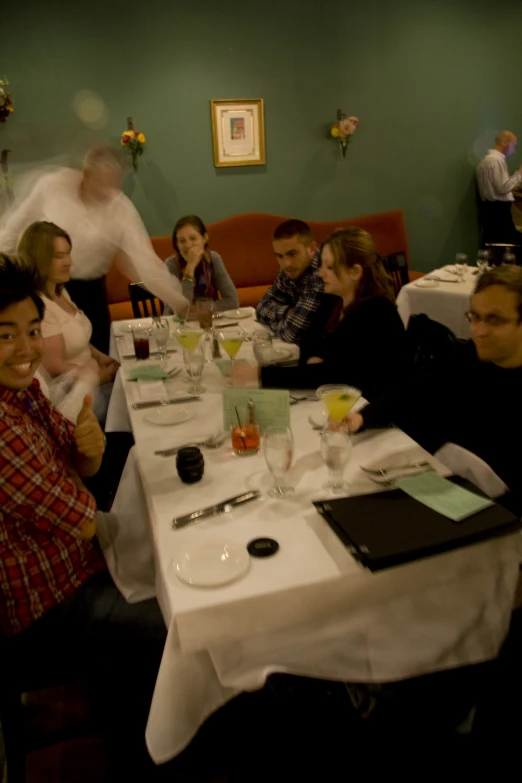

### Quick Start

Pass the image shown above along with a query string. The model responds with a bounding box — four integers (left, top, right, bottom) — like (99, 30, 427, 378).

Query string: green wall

(2, 0, 522, 271)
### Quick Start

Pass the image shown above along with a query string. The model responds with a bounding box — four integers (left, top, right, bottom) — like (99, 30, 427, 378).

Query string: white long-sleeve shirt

(476, 149, 522, 202)
(0, 168, 188, 313)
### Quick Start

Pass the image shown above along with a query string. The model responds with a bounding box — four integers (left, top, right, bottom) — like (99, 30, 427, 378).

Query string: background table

(397, 268, 476, 338)
(107, 313, 521, 763)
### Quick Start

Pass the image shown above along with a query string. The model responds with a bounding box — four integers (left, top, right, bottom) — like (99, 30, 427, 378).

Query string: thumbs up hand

(75, 394, 106, 459)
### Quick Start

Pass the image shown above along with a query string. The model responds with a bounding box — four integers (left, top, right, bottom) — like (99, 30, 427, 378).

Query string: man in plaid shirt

(0, 256, 166, 780)
(256, 219, 324, 344)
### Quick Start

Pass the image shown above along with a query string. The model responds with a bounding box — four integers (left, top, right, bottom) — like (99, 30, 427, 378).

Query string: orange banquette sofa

(106, 209, 417, 321)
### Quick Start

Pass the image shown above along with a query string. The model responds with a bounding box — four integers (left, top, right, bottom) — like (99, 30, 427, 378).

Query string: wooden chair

(379, 252, 409, 296)
(128, 283, 163, 319)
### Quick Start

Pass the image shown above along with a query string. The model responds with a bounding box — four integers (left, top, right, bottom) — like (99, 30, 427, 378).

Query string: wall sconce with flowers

(330, 109, 359, 158)
(121, 116, 146, 171)
(0, 77, 14, 124)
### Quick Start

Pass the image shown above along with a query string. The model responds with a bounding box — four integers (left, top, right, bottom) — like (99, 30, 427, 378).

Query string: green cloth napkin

(126, 365, 168, 381)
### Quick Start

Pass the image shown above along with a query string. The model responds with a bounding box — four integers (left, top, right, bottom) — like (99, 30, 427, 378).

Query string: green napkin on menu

(396, 472, 494, 522)
(126, 365, 168, 381)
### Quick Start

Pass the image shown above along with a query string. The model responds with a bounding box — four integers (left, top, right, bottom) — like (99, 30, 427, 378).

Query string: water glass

(230, 424, 260, 456)
(183, 347, 206, 394)
(196, 298, 214, 330)
(151, 317, 169, 360)
(264, 426, 294, 498)
(454, 253, 468, 281)
(252, 329, 274, 366)
(132, 326, 150, 360)
(503, 251, 516, 265)
(321, 428, 352, 494)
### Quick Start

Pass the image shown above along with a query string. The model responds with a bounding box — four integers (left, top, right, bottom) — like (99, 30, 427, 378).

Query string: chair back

(128, 284, 163, 318)
(406, 314, 463, 375)
(434, 443, 508, 499)
(380, 251, 409, 296)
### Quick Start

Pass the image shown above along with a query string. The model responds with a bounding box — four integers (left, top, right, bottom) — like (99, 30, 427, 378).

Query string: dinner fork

(360, 461, 431, 476)
(155, 432, 227, 457)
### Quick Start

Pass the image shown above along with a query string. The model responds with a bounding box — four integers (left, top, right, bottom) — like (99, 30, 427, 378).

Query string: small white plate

(414, 278, 440, 288)
(267, 347, 293, 364)
(118, 320, 151, 333)
(144, 407, 193, 426)
(174, 540, 251, 587)
(222, 308, 251, 320)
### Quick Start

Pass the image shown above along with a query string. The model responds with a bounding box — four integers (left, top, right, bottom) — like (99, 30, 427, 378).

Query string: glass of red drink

(132, 326, 150, 360)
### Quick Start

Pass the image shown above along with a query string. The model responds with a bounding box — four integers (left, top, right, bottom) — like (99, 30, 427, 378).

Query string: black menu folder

(313, 477, 521, 572)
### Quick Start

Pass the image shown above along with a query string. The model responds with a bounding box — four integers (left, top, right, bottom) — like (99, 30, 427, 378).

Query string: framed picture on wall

(210, 99, 265, 167)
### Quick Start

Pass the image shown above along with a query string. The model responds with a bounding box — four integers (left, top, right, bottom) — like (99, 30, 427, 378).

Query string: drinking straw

(235, 406, 248, 450)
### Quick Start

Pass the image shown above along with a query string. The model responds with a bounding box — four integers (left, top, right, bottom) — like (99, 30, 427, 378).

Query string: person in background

(344, 265, 522, 507)
(163, 214, 239, 314)
(256, 219, 324, 344)
(476, 130, 522, 245)
(17, 221, 118, 424)
(236, 228, 407, 401)
(0, 145, 188, 352)
(0, 255, 167, 781)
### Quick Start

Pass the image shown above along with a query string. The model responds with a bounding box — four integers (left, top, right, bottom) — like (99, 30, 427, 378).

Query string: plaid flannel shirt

(0, 380, 105, 637)
(255, 252, 324, 344)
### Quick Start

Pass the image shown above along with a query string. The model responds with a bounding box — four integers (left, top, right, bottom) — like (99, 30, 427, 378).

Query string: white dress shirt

(476, 149, 522, 202)
(0, 168, 187, 313)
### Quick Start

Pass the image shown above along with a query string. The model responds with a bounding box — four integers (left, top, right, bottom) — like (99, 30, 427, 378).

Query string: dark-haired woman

(164, 215, 239, 314)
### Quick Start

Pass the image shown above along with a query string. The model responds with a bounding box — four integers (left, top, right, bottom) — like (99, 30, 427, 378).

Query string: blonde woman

(17, 221, 119, 421)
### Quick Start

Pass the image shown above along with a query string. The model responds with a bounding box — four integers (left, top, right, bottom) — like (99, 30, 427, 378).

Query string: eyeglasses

(465, 311, 520, 328)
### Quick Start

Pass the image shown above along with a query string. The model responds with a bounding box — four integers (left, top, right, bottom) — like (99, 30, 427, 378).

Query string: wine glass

(264, 426, 294, 498)
(218, 328, 246, 374)
(196, 298, 214, 362)
(477, 249, 491, 272)
(183, 347, 206, 394)
(150, 317, 170, 361)
(503, 250, 516, 265)
(321, 428, 352, 494)
(454, 253, 468, 282)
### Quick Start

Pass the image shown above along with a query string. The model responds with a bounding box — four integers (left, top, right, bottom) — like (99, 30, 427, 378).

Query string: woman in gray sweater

(163, 215, 239, 314)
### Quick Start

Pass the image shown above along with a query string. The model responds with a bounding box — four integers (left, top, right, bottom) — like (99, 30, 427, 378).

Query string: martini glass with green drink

(218, 328, 246, 379)
(316, 385, 362, 426)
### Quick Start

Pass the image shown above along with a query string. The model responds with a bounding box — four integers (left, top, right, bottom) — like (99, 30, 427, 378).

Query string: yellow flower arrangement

(121, 124, 146, 170)
(0, 77, 14, 124)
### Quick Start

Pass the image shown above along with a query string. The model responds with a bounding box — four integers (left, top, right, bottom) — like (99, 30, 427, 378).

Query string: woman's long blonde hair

(17, 221, 72, 296)
(323, 227, 395, 303)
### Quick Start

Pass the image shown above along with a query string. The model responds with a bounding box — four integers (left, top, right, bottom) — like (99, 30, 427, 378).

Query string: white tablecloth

(106, 313, 521, 763)
(397, 268, 477, 338)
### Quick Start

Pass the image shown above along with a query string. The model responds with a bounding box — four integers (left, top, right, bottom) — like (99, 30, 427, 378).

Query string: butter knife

(172, 490, 261, 529)
(133, 396, 200, 410)
(122, 348, 178, 360)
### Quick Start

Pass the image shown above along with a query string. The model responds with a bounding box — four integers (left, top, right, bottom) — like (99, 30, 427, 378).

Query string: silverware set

(172, 490, 261, 529)
(127, 368, 182, 383)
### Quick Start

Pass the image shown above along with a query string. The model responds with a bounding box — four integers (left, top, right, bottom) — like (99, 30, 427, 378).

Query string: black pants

(481, 200, 522, 246)
(2, 571, 167, 781)
(66, 277, 111, 354)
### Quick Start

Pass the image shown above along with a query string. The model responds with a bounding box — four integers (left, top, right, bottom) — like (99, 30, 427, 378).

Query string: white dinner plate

(144, 407, 193, 426)
(222, 308, 252, 320)
(414, 278, 440, 288)
(173, 540, 251, 587)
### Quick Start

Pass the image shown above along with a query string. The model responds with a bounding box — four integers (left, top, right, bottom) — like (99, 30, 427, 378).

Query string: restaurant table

(106, 311, 521, 764)
(396, 266, 477, 338)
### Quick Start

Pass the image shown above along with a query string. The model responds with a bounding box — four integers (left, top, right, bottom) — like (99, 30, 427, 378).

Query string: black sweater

(261, 295, 408, 401)
(363, 341, 522, 498)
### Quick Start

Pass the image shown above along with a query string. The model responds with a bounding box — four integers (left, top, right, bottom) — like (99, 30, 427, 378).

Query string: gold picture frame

(210, 99, 265, 168)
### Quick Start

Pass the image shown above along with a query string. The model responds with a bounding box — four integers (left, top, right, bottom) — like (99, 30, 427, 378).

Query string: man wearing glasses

(345, 266, 522, 505)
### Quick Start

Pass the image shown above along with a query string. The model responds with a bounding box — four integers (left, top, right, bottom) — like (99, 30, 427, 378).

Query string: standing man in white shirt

(476, 130, 522, 247)
(0, 145, 188, 352)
